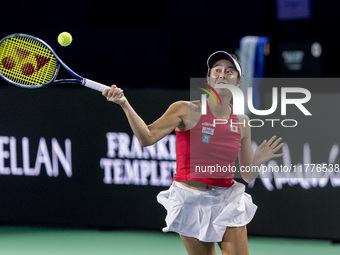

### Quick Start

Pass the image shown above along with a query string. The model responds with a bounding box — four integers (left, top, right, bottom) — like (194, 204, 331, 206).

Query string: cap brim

(207, 51, 242, 77)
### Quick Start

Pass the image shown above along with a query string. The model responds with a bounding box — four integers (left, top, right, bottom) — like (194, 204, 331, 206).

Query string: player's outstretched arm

(103, 85, 185, 147)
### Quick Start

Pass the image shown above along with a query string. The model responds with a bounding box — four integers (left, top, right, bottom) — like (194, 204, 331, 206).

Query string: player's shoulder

(171, 100, 200, 106)
(170, 100, 201, 111)
(236, 114, 250, 122)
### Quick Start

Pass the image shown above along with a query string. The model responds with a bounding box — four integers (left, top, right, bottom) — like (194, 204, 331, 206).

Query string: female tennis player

(102, 51, 283, 255)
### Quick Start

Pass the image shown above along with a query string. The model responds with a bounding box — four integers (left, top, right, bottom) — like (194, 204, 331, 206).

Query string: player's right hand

(102, 85, 126, 105)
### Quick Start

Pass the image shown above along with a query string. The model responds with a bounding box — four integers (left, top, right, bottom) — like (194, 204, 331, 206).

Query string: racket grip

(83, 79, 110, 92)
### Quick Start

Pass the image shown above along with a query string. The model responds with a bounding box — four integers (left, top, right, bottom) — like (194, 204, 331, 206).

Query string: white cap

(207, 51, 242, 77)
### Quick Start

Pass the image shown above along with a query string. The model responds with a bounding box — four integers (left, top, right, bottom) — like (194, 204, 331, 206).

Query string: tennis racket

(0, 33, 118, 94)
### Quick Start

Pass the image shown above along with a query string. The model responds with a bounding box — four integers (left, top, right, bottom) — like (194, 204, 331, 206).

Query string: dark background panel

(0, 85, 339, 241)
(0, 86, 187, 229)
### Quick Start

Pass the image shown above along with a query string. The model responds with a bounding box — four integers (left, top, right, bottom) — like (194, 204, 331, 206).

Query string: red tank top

(174, 104, 241, 187)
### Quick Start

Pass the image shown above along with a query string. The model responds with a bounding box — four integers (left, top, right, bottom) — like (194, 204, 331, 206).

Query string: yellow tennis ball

(58, 32, 72, 47)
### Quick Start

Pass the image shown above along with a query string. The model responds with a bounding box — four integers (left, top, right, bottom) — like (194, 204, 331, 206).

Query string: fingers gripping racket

(0, 33, 116, 93)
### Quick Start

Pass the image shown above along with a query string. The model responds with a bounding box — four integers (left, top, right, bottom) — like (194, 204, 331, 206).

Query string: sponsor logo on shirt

(202, 122, 214, 127)
(201, 134, 211, 144)
(202, 127, 214, 135)
(230, 125, 238, 132)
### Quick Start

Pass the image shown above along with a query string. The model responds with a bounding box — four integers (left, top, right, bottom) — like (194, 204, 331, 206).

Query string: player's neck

(207, 96, 232, 119)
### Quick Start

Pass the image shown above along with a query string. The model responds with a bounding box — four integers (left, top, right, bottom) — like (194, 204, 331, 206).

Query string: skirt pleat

(157, 181, 257, 242)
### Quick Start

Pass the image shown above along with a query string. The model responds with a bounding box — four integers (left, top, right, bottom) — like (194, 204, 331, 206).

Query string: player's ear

(206, 71, 210, 82)
(236, 77, 241, 87)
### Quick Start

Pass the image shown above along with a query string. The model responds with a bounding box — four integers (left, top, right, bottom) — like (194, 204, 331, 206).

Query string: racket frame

(0, 33, 105, 91)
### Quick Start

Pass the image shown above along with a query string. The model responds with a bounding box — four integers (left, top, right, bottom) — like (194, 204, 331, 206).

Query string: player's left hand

(253, 136, 284, 166)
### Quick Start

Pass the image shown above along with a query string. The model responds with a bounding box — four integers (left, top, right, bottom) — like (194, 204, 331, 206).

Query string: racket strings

(0, 36, 57, 86)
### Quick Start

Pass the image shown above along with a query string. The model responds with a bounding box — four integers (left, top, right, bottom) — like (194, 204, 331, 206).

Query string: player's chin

(215, 87, 231, 95)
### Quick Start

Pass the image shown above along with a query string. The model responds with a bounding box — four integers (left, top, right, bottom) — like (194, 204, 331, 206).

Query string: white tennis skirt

(157, 181, 257, 243)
